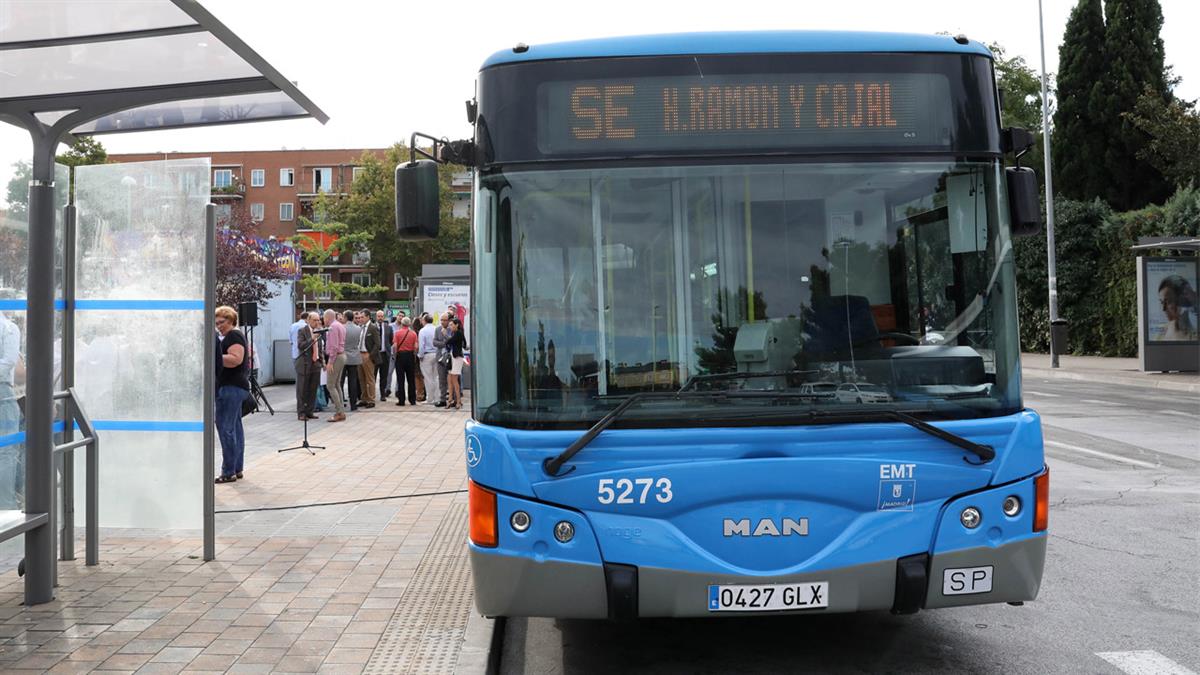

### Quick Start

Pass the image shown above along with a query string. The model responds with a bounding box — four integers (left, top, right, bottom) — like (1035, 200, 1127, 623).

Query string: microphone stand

(277, 415, 323, 456)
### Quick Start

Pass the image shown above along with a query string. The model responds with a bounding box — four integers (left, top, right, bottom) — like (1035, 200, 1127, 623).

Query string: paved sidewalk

(0, 386, 475, 674)
(1022, 352, 1200, 394)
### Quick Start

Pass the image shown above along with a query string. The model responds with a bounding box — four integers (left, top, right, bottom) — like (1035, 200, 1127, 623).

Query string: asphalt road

(497, 377, 1200, 674)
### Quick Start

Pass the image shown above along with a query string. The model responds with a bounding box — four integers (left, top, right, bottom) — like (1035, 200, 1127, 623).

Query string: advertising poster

(423, 282, 471, 341)
(1145, 258, 1199, 343)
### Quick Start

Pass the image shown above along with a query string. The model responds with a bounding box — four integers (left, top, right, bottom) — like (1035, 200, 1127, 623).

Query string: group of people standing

(290, 307, 467, 420)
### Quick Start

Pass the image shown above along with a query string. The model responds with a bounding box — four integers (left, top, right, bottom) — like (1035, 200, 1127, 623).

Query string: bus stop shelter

(0, 0, 326, 606)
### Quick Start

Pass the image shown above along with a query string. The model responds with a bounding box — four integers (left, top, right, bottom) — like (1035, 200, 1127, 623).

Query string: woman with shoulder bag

(445, 318, 467, 410)
(214, 306, 250, 483)
(392, 317, 419, 406)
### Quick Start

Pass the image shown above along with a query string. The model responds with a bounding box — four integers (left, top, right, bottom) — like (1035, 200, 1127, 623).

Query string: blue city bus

(398, 31, 1049, 619)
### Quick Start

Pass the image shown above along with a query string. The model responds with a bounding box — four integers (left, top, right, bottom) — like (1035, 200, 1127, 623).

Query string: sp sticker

(465, 436, 483, 468)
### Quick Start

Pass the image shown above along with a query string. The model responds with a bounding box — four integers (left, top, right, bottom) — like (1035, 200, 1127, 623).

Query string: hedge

(1014, 186, 1200, 356)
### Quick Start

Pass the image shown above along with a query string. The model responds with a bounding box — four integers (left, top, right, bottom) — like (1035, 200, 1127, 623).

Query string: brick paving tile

(167, 632, 219, 648)
(149, 646, 205, 663)
(180, 652, 238, 671)
(47, 659, 105, 674)
(11, 649, 69, 670)
(97, 651, 154, 670)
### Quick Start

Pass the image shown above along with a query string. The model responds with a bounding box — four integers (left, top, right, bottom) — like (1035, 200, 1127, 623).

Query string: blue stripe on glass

(0, 419, 203, 447)
(75, 299, 204, 311)
(482, 30, 992, 69)
(0, 300, 68, 311)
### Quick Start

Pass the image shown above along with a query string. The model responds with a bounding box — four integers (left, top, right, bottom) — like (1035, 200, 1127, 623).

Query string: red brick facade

(106, 148, 416, 312)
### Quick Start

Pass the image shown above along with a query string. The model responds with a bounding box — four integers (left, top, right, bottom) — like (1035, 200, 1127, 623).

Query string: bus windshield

(473, 160, 1022, 429)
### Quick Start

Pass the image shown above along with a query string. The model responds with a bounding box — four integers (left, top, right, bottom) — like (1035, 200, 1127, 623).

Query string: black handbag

(241, 393, 258, 417)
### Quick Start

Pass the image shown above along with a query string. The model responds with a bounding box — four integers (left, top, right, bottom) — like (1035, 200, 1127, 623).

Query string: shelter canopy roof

(0, 0, 326, 136)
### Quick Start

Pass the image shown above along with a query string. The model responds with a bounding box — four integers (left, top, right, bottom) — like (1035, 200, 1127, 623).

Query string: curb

(455, 609, 500, 675)
(1022, 367, 1200, 395)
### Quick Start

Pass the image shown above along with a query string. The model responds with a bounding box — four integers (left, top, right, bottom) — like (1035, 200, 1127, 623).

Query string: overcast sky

(2, 0, 1198, 207)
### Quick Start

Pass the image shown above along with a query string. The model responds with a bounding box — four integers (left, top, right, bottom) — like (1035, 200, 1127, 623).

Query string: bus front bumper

(469, 534, 1046, 619)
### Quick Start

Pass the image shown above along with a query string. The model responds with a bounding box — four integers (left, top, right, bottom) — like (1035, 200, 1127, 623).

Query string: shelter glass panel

(0, 31, 257, 99)
(0, 1, 194, 44)
(73, 92, 309, 135)
(72, 159, 209, 529)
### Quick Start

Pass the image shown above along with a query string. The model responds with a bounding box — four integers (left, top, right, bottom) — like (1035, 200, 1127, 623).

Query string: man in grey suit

(295, 312, 322, 420)
(342, 310, 362, 411)
(375, 310, 393, 402)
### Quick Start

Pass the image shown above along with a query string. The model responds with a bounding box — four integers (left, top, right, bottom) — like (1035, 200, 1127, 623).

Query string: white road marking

(1044, 440, 1160, 469)
(1096, 650, 1197, 675)
(1081, 398, 1118, 406)
(1160, 410, 1197, 419)
(1025, 390, 1061, 397)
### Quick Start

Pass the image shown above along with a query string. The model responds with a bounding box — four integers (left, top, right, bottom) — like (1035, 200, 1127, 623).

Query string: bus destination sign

(539, 73, 951, 154)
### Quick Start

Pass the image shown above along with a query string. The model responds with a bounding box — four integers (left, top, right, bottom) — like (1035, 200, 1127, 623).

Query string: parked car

(798, 382, 839, 401)
(835, 382, 892, 404)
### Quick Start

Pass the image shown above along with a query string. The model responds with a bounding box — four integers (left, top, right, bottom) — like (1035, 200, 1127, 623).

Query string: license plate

(942, 566, 993, 595)
(707, 582, 829, 612)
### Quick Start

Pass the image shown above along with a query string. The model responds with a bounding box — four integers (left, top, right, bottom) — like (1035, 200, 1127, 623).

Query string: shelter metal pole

(61, 203, 76, 563)
(24, 133, 58, 605)
(1038, 0, 1061, 368)
(204, 204, 216, 562)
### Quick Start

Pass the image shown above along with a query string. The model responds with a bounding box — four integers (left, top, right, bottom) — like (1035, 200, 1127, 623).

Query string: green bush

(1015, 186, 1199, 356)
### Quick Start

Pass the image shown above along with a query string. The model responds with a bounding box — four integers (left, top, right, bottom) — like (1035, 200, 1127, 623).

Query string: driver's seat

(804, 295, 879, 355)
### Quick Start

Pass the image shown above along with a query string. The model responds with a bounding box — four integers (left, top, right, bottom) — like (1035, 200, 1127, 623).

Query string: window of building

(250, 169, 265, 187)
(313, 167, 332, 193)
(316, 273, 332, 300)
(352, 166, 364, 183)
(214, 169, 232, 189)
(351, 248, 371, 266)
(351, 273, 372, 287)
(250, 203, 264, 221)
(214, 203, 232, 225)
(280, 202, 294, 221)
(280, 168, 295, 187)
(393, 274, 409, 291)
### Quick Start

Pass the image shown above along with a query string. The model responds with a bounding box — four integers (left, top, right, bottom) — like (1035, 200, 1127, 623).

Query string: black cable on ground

(214, 488, 468, 514)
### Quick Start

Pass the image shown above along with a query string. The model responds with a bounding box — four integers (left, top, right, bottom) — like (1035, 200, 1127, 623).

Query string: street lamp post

(1038, 0, 1062, 368)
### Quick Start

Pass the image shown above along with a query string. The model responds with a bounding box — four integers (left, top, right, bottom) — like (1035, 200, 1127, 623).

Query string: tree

(1101, 0, 1172, 210)
(991, 42, 1047, 182)
(5, 137, 109, 217)
(1124, 85, 1200, 190)
(290, 207, 387, 304)
(214, 202, 298, 308)
(55, 136, 107, 169)
(1052, 0, 1108, 201)
(334, 143, 470, 290)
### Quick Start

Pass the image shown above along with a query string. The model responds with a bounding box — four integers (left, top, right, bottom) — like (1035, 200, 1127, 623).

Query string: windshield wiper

(779, 407, 995, 464)
(542, 390, 727, 477)
(541, 392, 994, 477)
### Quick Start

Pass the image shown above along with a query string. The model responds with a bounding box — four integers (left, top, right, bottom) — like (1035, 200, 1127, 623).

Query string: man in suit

(357, 310, 380, 408)
(294, 312, 322, 420)
(342, 310, 361, 411)
(290, 311, 308, 414)
(375, 310, 393, 402)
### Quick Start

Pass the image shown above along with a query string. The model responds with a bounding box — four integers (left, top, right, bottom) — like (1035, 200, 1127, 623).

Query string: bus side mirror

(1006, 166, 1042, 238)
(395, 160, 440, 241)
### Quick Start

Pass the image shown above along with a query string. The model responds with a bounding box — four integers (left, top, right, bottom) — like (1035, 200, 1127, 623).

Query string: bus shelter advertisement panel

(424, 283, 470, 338)
(1145, 258, 1199, 343)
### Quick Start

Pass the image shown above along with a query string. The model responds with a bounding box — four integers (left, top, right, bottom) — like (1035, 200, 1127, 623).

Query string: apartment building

(106, 148, 420, 312)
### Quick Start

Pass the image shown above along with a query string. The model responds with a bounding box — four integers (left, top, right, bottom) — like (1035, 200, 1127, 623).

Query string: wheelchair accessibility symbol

(466, 436, 483, 468)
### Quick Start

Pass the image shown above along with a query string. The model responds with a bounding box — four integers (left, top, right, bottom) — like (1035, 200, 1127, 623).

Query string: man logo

(893, 483, 903, 498)
(723, 518, 809, 537)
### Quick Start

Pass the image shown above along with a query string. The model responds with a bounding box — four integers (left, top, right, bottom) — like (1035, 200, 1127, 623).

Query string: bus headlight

(960, 507, 982, 529)
(510, 511, 531, 532)
(554, 520, 575, 543)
